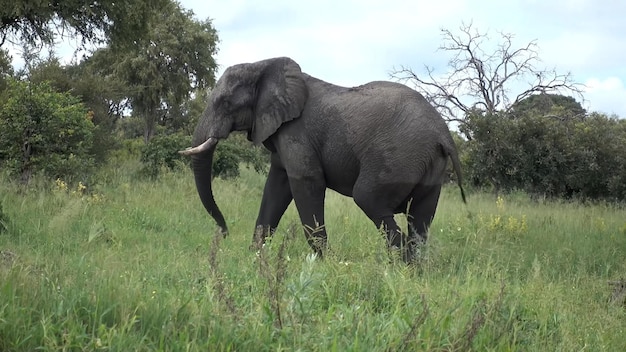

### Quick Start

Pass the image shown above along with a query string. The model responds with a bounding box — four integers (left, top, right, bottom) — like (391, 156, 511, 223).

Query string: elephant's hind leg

(352, 179, 414, 259)
(405, 184, 442, 260)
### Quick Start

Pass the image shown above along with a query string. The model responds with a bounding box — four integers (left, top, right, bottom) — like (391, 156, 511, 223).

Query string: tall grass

(1, 161, 625, 351)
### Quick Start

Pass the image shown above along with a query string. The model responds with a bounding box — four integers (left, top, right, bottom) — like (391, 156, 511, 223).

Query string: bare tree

(391, 22, 584, 132)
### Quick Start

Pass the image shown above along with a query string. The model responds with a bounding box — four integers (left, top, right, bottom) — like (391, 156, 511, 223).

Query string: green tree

(28, 56, 129, 163)
(140, 132, 191, 178)
(463, 97, 626, 201)
(140, 132, 268, 179)
(0, 78, 95, 183)
(0, 0, 168, 48)
(509, 94, 586, 120)
(163, 88, 212, 135)
(462, 111, 522, 194)
(567, 113, 626, 200)
(464, 111, 573, 198)
(0, 48, 12, 91)
(92, 2, 218, 142)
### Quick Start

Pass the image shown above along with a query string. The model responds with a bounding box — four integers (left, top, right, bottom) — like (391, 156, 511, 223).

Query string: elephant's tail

(445, 144, 467, 204)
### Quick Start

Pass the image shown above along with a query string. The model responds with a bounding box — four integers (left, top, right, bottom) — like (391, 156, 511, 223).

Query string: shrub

(213, 134, 269, 179)
(0, 78, 95, 183)
(140, 133, 191, 178)
(213, 142, 241, 179)
(463, 110, 626, 202)
(139, 132, 269, 179)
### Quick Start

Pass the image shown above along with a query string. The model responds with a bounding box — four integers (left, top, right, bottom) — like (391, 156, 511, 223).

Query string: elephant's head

(179, 57, 308, 235)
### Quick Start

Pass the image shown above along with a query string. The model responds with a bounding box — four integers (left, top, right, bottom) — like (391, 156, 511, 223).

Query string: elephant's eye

(216, 97, 231, 111)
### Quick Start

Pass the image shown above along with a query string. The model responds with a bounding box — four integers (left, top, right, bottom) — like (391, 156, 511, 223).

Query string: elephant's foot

(387, 234, 426, 264)
(303, 224, 327, 259)
(217, 226, 229, 238)
(250, 225, 272, 251)
(405, 235, 427, 264)
(309, 238, 327, 259)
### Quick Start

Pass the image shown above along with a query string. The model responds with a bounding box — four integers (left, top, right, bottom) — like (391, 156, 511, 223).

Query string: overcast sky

(180, 0, 626, 117)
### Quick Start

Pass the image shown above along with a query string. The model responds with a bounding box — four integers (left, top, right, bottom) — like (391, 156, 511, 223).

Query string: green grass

(1, 161, 625, 351)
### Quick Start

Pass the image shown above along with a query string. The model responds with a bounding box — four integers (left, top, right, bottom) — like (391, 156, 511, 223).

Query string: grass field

(1, 160, 625, 351)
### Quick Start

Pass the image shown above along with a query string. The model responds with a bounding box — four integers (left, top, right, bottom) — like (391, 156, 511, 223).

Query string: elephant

(180, 57, 465, 262)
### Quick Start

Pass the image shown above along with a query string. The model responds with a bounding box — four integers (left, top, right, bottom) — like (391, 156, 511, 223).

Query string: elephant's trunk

(184, 139, 228, 236)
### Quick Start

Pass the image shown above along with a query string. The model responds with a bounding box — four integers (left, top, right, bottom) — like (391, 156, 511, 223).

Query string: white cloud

(175, 0, 626, 117)
(584, 77, 626, 116)
(6, 0, 623, 117)
(541, 32, 600, 71)
(201, 0, 483, 90)
(586, 77, 623, 91)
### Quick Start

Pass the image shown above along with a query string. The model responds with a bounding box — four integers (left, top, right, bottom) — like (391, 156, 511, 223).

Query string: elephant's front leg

(289, 174, 327, 257)
(253, 161, 293, 248)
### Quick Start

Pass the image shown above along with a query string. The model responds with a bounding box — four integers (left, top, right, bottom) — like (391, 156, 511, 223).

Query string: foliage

(567, 113, 626, 200)
(140, 133, 269, 179)
(391, 22, 582, 136)
(27, 57, 128, 164)
(211, 143, 241, 180)
(117, 116, 147, 140)
(91, 2, 219, 142)
(118, 89, 211, 139)
(0, 48, 13, 91)
(508, 93, 586, 120)
(0, 78, 95, 183)
(0, 0, 168, 48)
(140, 133, 191, 178)
(168, 88, 212, 135)
(462, 97, 626, 201)
(212, 134, 269, 179)
(0, 165, 625, 350)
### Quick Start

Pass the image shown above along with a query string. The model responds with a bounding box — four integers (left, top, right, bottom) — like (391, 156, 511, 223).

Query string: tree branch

(390, 22, 584, 137)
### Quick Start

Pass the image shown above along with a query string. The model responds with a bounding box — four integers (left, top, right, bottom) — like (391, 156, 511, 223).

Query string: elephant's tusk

(178, 137, 218, 156)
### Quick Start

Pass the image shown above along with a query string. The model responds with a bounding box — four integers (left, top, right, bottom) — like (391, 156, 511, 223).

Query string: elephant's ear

(251, 57, 308, 144)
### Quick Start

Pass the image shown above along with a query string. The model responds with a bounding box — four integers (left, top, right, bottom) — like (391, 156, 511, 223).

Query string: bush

(213, 142, 241, 179)
(463, 110, 626, 202)
(0, 79, 95, 183)
(139, 132, 269, 179)
(213, 133, 269, 178)
(140, 133, 191, 178)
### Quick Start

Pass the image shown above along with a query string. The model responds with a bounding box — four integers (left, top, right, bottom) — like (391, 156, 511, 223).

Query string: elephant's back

(305, 78, 448, 150)
(351, 81, 432, 106)
(299, 77, 456, 194)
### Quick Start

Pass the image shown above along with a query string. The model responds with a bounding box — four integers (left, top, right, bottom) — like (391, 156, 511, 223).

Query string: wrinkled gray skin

(181, 57, 465, 262)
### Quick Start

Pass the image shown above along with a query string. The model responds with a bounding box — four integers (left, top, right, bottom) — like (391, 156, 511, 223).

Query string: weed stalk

(207, 230, 237, 316)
